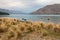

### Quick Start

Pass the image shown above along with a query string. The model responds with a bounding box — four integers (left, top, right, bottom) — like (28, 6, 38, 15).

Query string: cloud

(49, 0, 60, 4)
(0, 0, 27, 8)
(34, 0, 60, 6)
(0, 0, 60, 13)
(35, 0, 52, 3)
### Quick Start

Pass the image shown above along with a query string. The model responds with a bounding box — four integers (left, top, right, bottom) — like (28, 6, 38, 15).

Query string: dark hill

(0, 12, 9, 15)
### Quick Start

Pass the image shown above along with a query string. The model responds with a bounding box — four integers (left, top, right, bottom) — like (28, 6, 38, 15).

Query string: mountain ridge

(32, 4, 60, 15)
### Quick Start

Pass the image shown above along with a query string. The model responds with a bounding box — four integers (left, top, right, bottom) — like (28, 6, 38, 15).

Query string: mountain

(0, 8, 24, 15)
(0, 8, 9, 15)
(32, 4, 60, 15)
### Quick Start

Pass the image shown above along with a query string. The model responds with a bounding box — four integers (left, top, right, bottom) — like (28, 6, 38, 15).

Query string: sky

(0, 0, 60, 13)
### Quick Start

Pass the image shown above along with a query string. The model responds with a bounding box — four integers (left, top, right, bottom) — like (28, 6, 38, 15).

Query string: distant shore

(0, 12, 9, 15)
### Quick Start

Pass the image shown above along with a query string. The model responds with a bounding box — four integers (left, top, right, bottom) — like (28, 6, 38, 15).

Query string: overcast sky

(0, 0, 60, 13)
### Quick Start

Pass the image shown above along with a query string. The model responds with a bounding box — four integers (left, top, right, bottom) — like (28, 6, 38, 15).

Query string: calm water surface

(0, 14, 60, 23)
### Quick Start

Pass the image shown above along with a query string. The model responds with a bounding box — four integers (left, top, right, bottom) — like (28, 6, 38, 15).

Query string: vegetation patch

(0, 18, 60, 40)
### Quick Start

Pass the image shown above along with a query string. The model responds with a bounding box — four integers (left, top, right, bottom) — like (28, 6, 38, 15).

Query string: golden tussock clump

(0, 18, 60, 40)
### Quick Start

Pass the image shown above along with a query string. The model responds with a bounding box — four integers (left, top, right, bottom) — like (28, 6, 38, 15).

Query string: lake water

(0, 14, 60, 23)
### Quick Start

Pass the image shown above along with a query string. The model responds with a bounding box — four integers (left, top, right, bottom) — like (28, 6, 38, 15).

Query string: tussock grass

(0, 18, 60, 40)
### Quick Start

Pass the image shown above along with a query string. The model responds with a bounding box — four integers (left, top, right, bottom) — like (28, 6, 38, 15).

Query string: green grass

(41, 28, 60, 38)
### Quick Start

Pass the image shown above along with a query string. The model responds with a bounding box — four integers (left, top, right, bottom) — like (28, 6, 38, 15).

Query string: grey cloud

(0, 0, 60, 13)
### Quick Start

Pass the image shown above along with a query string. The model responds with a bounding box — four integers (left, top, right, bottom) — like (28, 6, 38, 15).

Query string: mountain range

(1, 4, 60, 15)
(32, 4, 60, 15)
(0, 8, 23, 15)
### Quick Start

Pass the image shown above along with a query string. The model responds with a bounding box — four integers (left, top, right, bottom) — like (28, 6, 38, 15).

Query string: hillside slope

(32, 4, 60, 15)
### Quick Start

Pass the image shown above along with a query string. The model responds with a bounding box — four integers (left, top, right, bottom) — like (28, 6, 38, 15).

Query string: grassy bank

(0, 18, 60, 40)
